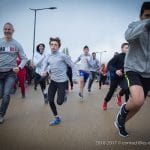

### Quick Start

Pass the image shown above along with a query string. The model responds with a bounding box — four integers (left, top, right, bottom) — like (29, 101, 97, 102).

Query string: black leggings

(99, 74, 107, 88)
(34, 73, 46, 92)
(118, 88, 130, 102)
(48, 80, 68, 116)
(88, 71, 97, 90)
(104, 78, 129, 102)
(66, 66, 73, 90)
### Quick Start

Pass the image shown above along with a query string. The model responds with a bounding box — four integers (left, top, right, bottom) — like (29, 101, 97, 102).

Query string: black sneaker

(117, 103, 128, 126)
(64, 93, 67, 103)
(0, 115, 5, 124)
(114, 121, 128, 137)
(115, 103, 129, 137)
(22, 94, 25, 99)
(44, 93, 48, 104)
(79, 92, 83, 98)
(88, 89, 91, 92)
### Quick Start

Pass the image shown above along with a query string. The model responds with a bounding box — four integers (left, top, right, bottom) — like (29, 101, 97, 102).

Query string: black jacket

(107, 52, 126, 80)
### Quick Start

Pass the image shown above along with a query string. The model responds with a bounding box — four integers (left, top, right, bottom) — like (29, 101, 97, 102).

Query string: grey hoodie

(124, 19, 150, 78)
(44, 51, 78, 82)
(0, 38, 27, 72)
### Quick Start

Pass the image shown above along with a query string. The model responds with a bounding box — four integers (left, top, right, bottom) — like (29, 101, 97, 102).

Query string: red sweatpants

(17, 68, 26, 96)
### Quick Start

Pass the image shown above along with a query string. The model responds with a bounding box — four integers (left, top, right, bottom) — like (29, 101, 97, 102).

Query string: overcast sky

(0, 0, 146, 62)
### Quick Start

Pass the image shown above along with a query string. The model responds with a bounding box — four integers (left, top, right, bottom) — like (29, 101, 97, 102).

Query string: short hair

(36, 43, 45, 53)
(49, 37, 61, 47)
(121, 43, 128, 49)
(83, 45, 89, 49)
(140, 2, 150, 16)
(3, 22, 14, 30)
(92, 52, 96, 55)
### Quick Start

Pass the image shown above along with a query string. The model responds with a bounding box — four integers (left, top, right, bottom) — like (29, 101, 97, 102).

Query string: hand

(13, 67, 20, 73)
(42, 72, 48, 77)
(116, 70, 123, 76)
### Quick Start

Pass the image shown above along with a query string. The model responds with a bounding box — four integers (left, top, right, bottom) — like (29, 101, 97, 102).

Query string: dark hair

(140, 2, 150, 16)
(83, 45, 89, 49)
(36, 43, 45, 53)
(92, 52, 96, 55)
(49, 37, 61, 47)
(121, 43, 128, 49)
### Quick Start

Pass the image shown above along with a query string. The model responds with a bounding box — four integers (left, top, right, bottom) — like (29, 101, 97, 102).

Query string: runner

(33, 43, 48, 104)
(87, 52, 100, 92)
(115, 2, 150, 137)
(75, 46, 91, 99)
(0, 22, 27, 124)
(43, 37, 78, 126)
(101, 43, 129, 110)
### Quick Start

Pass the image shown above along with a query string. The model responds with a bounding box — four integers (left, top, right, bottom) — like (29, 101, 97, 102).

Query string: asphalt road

(0, 82, 150, 150)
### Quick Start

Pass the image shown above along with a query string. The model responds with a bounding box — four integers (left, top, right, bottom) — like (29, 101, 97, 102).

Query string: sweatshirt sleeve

(33, 53, 46, 67)
(63, 54, 78, 80)
(17, 43, 28, 69)
(125, 20, 149, 42)
(43, 54, 51, 73)
(74, 55, 81, 64)
(107, 55, 119, 72)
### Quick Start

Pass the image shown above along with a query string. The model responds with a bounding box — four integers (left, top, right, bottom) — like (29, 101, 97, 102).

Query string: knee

(3, 94, 10, 104)
(57, 99, 63, 105)
(132, 97, 144, 108)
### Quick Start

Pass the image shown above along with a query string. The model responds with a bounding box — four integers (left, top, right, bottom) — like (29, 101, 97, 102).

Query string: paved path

(0, 82, 150, 150)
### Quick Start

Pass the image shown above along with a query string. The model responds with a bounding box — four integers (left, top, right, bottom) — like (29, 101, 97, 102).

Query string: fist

(13, 67, 20, 73)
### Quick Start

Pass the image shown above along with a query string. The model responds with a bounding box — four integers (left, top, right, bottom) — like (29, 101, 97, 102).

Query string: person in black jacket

(101, 43, 129, 110)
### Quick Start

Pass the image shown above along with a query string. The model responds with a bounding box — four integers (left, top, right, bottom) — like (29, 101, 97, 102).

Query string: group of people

(0, 2, 150, 138)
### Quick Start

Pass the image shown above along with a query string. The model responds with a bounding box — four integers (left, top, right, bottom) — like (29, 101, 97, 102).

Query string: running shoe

(49, 117, 61, 126)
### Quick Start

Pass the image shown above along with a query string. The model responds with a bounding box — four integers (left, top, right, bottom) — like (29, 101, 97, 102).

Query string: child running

(75, 45, 91, 99)
(43, 37, 78, 126)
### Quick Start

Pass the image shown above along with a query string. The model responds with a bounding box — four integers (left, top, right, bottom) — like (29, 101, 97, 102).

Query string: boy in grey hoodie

(43, 37, 78, 126)
(115, 2, 150, 137)
(0, 23, 27, 124)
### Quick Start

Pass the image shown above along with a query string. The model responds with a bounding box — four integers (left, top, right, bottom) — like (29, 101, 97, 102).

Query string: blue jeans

(0, 70, 16, 116)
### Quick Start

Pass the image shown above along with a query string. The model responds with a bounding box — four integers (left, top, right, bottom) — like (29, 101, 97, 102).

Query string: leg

(0, 79, 4, 100)
(99, 74, 102, 89)
(48, 81, 57, 116)
(18, 71, 26, 98)
(79, 76, 84, 96)
(0, 72, 16, 116)
(34, 73, 40, 90)
(101, 79, 118, 110)
(88, 72, 95, 91)
(104, 79, 118, 102)
(115, 71, 150, 137)
(57, 81, 68, 105)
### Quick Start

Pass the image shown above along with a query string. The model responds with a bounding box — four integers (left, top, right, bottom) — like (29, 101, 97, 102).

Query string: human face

(49, 41, 59, 52)
(122, 45, 129, 53)
(39, 45, 45, 54)
(83, 48, 89, 55)
(92, 53, 96, 59)
(3, 24, 14, 40)
(140, 10, 150, 20)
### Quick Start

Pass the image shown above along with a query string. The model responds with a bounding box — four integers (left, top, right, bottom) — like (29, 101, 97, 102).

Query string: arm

(42, 55, 51, 75)
(63, 55, 78, 81)
(33, 53, 46, 67)
(107, 55, 119, 72)
(86, 57, 93, 67)
(18, 43, 28, 69)
(125, 20, 150, 42)
(74, 55, 81, 64)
